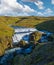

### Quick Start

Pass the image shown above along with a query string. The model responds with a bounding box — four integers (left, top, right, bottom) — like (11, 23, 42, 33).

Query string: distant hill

(36, 20, 54, 33)
(0, 16, 54, 32)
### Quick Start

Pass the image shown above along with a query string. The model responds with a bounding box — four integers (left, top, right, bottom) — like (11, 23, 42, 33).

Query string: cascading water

(0, 26, 53, 65)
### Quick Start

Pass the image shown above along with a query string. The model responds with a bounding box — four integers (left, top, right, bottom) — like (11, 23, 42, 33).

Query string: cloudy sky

(0, 0, 54, 16)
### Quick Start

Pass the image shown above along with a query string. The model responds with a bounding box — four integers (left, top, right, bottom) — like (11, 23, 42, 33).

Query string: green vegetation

(36, 20, 54, 33)
(18, 40, 28, 48)
(0, 16, 54, 65)
(12, 42, 54, 65)
(0, 17, 14, 56)
(29, 31, 42, 44)
(0, 16, 54, 32)
(0, 16, 54, 56)
(0, 16, 19, 25)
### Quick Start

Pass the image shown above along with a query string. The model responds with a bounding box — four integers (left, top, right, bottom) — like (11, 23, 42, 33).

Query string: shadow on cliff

(35, 20, 54, 33)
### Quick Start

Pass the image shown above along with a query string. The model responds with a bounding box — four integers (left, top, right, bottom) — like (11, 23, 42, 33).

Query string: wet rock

(29, 31, 42, 45)
(18, 40, 29, 48)
(47, 34, 54, 42)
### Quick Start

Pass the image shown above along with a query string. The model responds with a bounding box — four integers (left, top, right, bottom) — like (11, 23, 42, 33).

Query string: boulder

(29, 31, 42, 45)
(18, 40, 29, 48)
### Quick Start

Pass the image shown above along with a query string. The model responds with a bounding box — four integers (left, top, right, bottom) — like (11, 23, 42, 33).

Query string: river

(12, 26, 38, 44)
(0, 26, 53, 65)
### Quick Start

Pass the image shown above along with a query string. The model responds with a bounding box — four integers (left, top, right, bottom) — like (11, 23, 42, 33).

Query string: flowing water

(0, 26, 52, 65)
(12, 26, 38, 44)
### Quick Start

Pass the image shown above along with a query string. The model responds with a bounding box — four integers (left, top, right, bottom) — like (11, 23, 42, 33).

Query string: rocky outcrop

(18, 40, 29, 48)
(29, 31, 42, 45)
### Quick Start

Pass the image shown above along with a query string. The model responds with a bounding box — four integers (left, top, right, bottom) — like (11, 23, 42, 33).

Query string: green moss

(12, 42, 54, 65)
(29, 31, 42, 45)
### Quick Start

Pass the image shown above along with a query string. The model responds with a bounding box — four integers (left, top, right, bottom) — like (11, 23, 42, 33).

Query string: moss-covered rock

(18, 40, 28, 48)
(29, 31, 42, 45)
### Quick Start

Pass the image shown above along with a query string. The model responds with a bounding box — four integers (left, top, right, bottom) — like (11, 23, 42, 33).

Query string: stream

(12, 26, 38, 44)
(0, 26, 53, 65)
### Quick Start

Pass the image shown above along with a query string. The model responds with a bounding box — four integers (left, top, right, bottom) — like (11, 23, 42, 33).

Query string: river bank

(0, 26, 54, 65)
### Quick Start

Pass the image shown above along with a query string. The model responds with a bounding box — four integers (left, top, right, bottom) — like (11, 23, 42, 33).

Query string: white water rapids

(12, 27, 38, 44)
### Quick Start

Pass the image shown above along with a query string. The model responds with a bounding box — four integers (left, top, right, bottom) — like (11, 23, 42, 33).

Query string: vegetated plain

(0, 16, 54, 65)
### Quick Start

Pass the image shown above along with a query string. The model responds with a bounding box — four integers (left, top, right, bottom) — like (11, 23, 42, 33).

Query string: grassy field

(0, 16, 54, 56)
(0, 16, 54, 32)
(0, 16, 14, 56)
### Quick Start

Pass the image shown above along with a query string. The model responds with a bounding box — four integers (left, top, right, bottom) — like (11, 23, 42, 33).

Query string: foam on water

(12, 27, 38, 44)
(0, 26, 53, 65)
